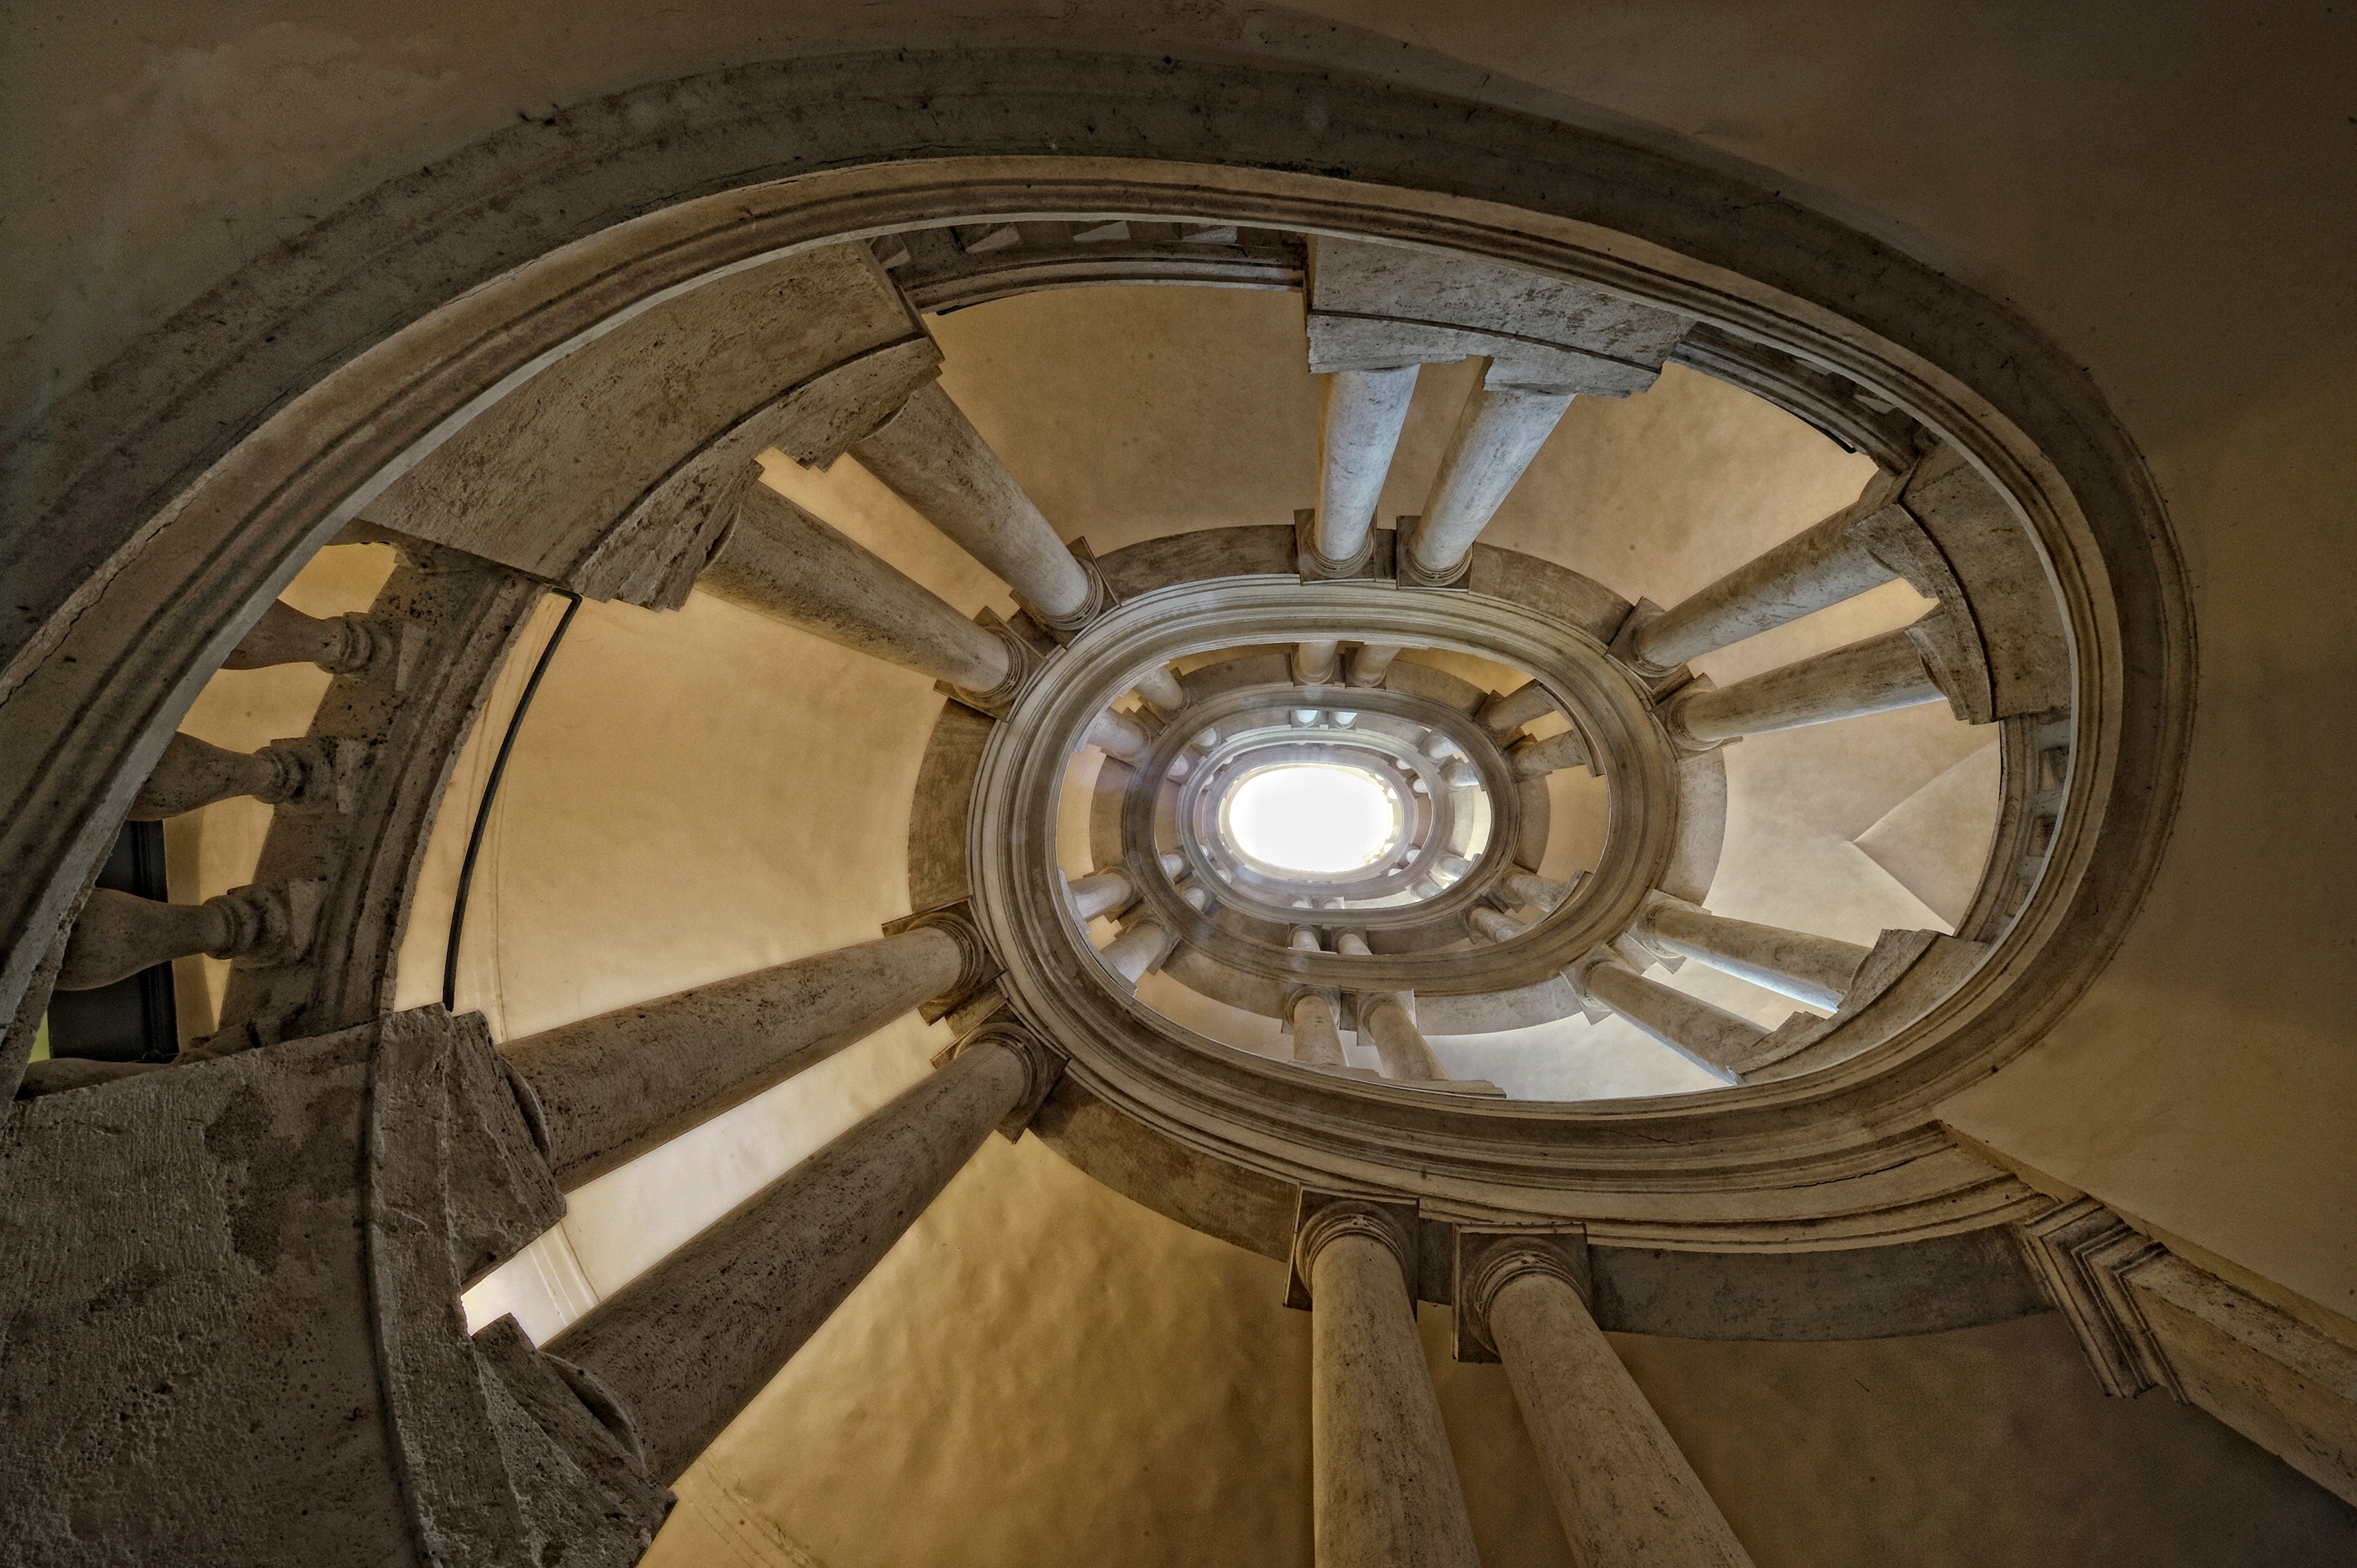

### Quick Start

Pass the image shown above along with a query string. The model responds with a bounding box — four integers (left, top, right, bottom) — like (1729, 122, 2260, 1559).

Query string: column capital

(935, 609, 1043, 719)
(1286, 1191, 1420, 1310)
(941, 1015, 1066, 1142)
(1016, 541, 1112, 639)
(882, 899, 1000, 1021)
(1453, 1227, 1590, 1363)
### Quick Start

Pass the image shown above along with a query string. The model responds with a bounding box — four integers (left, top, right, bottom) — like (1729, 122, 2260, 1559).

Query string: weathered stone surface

(368, 242, 931, 608)
(500, 927, 967, 1189)
(548, 1025, 1058, 1483)
(0, 1007, 662, 1566)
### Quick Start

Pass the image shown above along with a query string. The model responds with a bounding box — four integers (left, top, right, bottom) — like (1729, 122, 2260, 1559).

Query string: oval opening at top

(1223, 763, 1399, 875)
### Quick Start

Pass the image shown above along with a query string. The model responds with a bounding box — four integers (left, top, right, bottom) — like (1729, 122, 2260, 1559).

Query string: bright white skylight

(1226, 764, 1397, 874)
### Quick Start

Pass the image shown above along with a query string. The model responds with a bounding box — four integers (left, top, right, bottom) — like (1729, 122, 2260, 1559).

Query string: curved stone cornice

(0, 51, 2185, 1269)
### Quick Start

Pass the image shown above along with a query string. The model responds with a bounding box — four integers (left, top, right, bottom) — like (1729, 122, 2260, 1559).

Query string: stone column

(1458, 1236, 1755, 1568)
(702, 483, 1017, 697)
(1287, 927, 1348, 1068)
(1345, 642, 1404, 688)
(1298, 1200, 1481, 1568)
(546, 1025, 1058, 1483)
(1295, 639, 1344, 685)
(1357, 993, 1448, 1081)
(846, 381, 1097, 628)
(1509, 729, 1592, 778)
(1632, 896, 1870, 1011)
(1504, 871, 1574, 911)
(1133, 663, 1188, 715)
(499, 923, 977, 1188)
(1468, 907, 1528, 943)
(1311, 366, 1422, 574)
(1066, 868, 1137, 921)
(1101, 917, 1177, 984)
(1402, 376, 1577, 586)
(1623, 479, 1904, 678)
(1568, 954, 1764, 1081)
(1664, 625, 1945, 748)
(1087, 710, 1188, 779)
(1478, 679, 1558, 739)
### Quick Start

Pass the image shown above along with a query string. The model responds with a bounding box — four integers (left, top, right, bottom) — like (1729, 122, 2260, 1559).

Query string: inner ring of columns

(1148, 682, 1526, 932)
(973, 580, 1681, 1072)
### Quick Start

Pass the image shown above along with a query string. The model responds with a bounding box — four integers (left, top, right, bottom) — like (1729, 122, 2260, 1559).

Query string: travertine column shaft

(1313, 366, 1421, 570)
(1290, 991, 1349, 1068)
(1485, 1263, 1755, 1567)
(1295, 640, 1343, 685)
(847, 381, 1093, 624)
(1469, 907, 1528, 943)
(1627, 503, 1900, 677)
(1101, 919, 1173, 984)
(500, 926, 967, 1188)
(1358, 994, 1447, 1080)
(1635, 899, 1870, 1011)
(1086, 709, 1152, 764)
(1133, 664, 1188, 714)
(547, 1032, 1047, 1483)
(1505, 871, 1573, 911)
(702, 484, 1013, 693)
(1346, 643, 1403, 688)
(1479, 679, 1558, 738)
(1576, 960, 1764, 1080)
(1304, 1209, 1481, 1568)
(1510, 729, 1592, 777)
(1406, 379, 1576, 581)
(1066, 868, 1136, 921)
(1667, 626, 1941, 746)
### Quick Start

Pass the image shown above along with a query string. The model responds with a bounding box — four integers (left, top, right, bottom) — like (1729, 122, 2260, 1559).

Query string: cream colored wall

(14, 2, 2357, 1562)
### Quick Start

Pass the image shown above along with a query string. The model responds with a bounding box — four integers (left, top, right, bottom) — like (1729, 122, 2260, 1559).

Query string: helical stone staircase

(0, 63, 2228, 1567)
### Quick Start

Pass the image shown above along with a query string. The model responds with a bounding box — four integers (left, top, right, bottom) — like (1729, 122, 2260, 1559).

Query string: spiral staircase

(1, 47, 2344, 1568)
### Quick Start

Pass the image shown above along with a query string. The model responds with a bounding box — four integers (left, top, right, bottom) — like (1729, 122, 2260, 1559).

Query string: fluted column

(1299, 1202, 1481, 1568)
(1459, 1238, 1754, 1568)
(1633, 896, 1870, 1011)
(1569, 954, 1765, 1080)
(546, 1026, 1058, 1483)
(1624, 480, 1904, 678)
(1509, 729, 1592, 778)
(846, 381, 1097, 628)
(701, 484, 1016, 697)
(1665, 625, 1945, 747)
(1402, 375, 1577, 585)
(1345, 642, 1403, 688)
(1357, 992, 1447, 1080)
(1066, 868, 1136, 921)
(1311, 366, 1421, 573)
(499, 925, 975, 1189)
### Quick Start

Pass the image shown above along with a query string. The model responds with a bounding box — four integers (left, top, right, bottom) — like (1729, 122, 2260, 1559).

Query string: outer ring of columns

(1, 58, 2181, 1241)
(983, 581, 1676, 1001)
